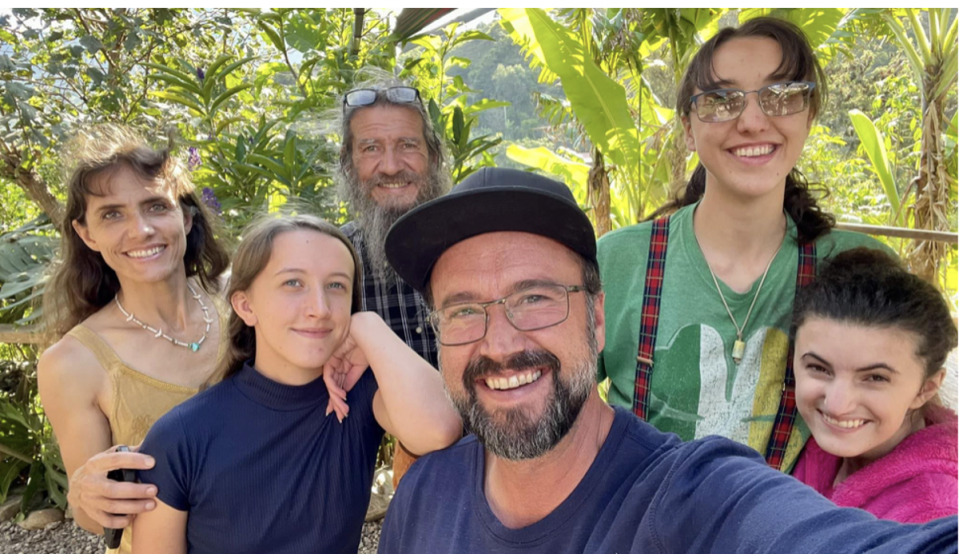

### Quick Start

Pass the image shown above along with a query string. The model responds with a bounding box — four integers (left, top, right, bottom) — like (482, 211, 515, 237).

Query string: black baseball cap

(385, 167, 597, 293)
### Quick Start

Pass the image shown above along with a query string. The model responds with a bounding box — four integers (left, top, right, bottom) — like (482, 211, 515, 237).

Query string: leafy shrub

(0, 359, 67, 516)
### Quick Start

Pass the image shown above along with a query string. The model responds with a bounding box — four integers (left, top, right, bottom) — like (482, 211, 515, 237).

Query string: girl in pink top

(791, 248, 957, 523)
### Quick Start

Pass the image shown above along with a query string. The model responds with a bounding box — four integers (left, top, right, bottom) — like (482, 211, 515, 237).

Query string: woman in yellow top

(37, 125, 230, 553)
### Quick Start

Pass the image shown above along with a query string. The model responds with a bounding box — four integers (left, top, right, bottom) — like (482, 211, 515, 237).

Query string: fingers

(97, 497, 157, 518)
(99, 481, 158, 501)
(70, 455, 160, 528)
(87, 450, 155, 473)
(76, 487, 157, 528)
(325, 373, 348, 402)
(325, 395, 350, 423)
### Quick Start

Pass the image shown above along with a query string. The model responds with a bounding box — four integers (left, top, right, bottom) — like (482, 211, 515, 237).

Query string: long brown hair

(221, 214, 363, 378)
(654, 17, 835, 242)
(43, 125, 229, 342)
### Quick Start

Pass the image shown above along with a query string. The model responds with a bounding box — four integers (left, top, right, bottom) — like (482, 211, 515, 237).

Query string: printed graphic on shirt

(649, 323, 805, 468)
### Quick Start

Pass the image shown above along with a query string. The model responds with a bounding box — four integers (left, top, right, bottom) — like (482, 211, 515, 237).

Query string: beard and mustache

(338, 163, 449, 283)
(442, 309, 600, 461)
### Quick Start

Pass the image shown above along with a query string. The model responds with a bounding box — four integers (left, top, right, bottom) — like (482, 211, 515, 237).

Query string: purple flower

(201, 187, 222, 215)
(188, 147, 202, 169)
(197, 67, 205, 82)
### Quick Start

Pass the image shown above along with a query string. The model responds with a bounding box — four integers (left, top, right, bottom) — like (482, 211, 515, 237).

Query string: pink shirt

(793, 405, 958, 523)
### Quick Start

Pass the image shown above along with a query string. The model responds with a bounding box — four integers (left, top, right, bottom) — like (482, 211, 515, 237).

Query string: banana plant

(499, 8, 643, 233)
(505, 144, 590, 199)
(873, 8, 957, 284)
(500, 9, 640, 179)
(739, 8, 852, 63)
(848, 109, 906, 227)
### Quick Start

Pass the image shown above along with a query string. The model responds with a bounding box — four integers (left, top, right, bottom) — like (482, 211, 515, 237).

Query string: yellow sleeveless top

(66, 296, 229, 554)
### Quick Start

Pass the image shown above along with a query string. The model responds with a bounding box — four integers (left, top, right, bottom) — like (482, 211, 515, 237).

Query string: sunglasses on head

(343, 86, 421, 110)
(689, 81, 816, 123)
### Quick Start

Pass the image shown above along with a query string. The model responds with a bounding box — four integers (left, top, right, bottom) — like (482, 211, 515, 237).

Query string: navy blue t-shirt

(139, 362, 384, 554)
(380, 406, 957, 553)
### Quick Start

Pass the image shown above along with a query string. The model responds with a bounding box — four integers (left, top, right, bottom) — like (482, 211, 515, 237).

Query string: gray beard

(338, 164, 449, 283)
(356, 204, 407, 284)
(442, 312, 599, 461)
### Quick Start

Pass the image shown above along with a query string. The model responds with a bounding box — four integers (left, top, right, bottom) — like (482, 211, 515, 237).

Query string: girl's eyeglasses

(689, 81, 816, 123)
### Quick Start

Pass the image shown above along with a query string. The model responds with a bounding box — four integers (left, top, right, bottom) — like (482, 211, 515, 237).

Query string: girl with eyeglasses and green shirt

(597, 17, 891, 472)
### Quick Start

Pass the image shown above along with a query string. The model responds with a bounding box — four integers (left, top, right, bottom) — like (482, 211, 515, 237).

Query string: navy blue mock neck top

(139, 361, 384, 554)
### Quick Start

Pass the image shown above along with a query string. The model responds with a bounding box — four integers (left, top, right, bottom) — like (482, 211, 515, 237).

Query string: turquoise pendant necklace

(115, 282, 213, 353)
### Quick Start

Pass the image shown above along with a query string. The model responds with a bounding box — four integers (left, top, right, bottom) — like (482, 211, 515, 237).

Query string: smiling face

(431, 232, 605, 460)
(794, 317, 943, 461)
(683, 36, 813, 201)
(72, 164, 192, 285)
(232, 230, 354, 380)
(350, 105, 430, 211)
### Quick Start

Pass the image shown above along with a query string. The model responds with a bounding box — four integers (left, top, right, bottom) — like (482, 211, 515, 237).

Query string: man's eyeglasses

(689, 81, 816, 123)
(429, 284, 584, 347)
(343, 86, 421, 110)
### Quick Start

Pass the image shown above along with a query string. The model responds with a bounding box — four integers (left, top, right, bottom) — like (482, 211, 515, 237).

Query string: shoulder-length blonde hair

(221, 214, 363, 378)
(42, 124, 229, 343)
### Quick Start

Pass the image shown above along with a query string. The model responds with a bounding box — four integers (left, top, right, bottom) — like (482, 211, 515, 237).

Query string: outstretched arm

(38, 339, 158, 535)
(325, 312, 461, 455)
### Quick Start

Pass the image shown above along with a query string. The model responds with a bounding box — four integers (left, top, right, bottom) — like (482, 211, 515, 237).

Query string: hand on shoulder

(38, 334, 158, 534)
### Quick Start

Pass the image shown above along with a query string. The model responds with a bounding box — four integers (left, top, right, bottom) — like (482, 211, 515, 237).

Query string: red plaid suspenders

(764, 240, 817, 469)
(631, 215, 817, 469)
(632, 217, 670, 421)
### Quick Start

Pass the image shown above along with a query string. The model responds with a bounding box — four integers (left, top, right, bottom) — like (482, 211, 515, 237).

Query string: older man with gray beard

(336, 74, 451, 486)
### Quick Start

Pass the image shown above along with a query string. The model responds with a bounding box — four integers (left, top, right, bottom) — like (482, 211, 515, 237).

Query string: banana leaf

(848, 109, 904, 226)
(499, 8, 640, 185)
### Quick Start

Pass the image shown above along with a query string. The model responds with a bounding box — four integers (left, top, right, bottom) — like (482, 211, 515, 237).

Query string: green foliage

(448, 24, 563, 142)
(500, 9, 639, 178)
(499, 8, 647, 225)
(400, 23, 505, 183)
(0, 217, 57, 326)
(0, 12, 956, 519)
(505, 144, 589, 198)
(0, 359, 66, 516)
(848, 109, 906, 226)
(740, 8, 851, 62)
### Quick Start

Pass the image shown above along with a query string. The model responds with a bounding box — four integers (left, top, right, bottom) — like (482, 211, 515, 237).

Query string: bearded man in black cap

(336, 71, 451, 484)
(377, 167, 956, 553)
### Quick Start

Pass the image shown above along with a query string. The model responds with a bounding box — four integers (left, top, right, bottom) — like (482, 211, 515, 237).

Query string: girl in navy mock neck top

(133, 214, 462, 554)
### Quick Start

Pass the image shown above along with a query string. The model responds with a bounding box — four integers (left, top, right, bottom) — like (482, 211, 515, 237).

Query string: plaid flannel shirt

(342, 222, 438, 369)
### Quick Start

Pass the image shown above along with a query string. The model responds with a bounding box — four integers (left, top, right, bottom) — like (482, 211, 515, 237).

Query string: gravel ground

(0, 519, 382, 554)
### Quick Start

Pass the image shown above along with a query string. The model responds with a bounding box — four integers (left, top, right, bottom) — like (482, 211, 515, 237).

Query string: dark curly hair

(793, 248, 958, 380)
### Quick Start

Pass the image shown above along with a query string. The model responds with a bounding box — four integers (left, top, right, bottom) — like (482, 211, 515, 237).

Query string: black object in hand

(103, 445, 136, 549)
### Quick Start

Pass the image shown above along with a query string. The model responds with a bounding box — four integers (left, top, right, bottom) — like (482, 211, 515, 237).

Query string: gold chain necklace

(699, 236, 784, 364)
(115, 283, 213, 353)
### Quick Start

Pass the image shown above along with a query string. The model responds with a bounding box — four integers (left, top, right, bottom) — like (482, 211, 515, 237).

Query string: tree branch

(0, 148, 65, 225)
(277, 18, 308, 99)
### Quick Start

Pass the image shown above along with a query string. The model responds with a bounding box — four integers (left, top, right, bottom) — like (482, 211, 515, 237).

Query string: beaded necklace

(115, 282, 212, 352)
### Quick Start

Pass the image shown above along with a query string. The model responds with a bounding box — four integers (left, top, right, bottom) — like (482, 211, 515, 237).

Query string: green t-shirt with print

(597, 203, 893, 471)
